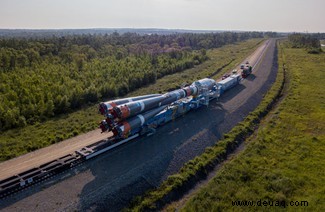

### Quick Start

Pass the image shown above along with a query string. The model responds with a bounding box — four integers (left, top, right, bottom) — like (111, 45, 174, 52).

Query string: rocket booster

(113, 95, 166, 120)
(112, 88, 189, 120)
(99, 94, 162, 115)
(112, 106, 167, 137)
(110, 78, 215, 121)
(99, 78, 216, 134)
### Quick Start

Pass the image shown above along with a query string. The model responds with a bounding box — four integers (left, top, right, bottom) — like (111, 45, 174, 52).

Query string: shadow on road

(0, 164, 88, 210)
(77, 83, 251, 211)
(219, 84, 246, 103)
(77, 102, 229, 210)
(244, 73, 256, 81)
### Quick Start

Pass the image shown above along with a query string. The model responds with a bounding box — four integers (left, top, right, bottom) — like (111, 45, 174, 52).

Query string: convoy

(99, 62, 252, 140)
(99, 78, 218, 138)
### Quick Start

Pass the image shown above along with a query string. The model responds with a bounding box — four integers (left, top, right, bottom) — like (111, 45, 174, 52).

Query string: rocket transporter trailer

(0, 68, 252, 198)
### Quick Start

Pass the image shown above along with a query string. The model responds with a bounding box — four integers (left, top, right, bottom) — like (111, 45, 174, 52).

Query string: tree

(45, 100, 54, 117)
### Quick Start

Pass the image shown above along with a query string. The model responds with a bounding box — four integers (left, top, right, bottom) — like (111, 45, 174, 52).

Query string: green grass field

(181, 42, 325, 211)
(0, 38, 264, 161)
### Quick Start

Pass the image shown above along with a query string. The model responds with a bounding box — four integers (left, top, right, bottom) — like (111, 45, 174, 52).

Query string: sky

(0, 0, 324, 32)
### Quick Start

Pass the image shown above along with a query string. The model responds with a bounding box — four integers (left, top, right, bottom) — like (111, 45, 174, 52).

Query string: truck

(216, 74, 241, 95)
(241, 65, 252, 78)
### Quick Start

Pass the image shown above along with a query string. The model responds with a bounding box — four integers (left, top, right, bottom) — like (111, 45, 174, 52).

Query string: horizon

(0, 27, 321, 34)
(1, 0, 324, 33)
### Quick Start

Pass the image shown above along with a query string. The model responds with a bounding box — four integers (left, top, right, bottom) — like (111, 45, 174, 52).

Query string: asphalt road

(0, 39, 278, 211)
(0, 129, 110, 180)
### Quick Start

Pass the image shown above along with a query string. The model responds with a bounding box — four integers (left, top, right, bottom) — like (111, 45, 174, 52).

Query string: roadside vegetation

(179, 41, 325, 211)
(288, 33, 323, 54)
(0, 37, 264, 161)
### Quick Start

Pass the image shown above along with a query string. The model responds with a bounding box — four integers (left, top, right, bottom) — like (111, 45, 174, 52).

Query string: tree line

(288, 33, 324, 53)
(0, 32, 265, 131)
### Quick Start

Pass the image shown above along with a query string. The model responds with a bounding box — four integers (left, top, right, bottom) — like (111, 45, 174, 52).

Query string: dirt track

(0, 39, 278, 211)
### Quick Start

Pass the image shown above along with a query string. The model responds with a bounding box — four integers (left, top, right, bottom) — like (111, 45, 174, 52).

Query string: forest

(0, 31, 265, 131)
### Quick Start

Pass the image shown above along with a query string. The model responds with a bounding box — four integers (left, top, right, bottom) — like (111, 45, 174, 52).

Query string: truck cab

(241, 66, 252, 78)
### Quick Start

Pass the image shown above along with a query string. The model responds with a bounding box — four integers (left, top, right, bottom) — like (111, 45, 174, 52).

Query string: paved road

(0, 39, 278, 211)
(0, 130, 111, 180)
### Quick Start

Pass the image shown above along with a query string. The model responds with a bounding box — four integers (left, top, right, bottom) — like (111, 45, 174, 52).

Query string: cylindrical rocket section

(113, 95, 167, 120)
(183, 85, 198, 96)
(99, 94, 161, 115)
(105, 78, 216, 122)
(99, 77, 217, 137)
(113, 106, 166, 137)
(161, 88, 187, 105)
(112, 87, 195, 120)
(191, 78, 216, 95)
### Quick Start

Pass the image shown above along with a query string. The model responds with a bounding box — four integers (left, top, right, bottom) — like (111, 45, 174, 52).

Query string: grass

(0, 38, 264, 162)
(180, 41, 325, 211)
(126, 40, 285, 211)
